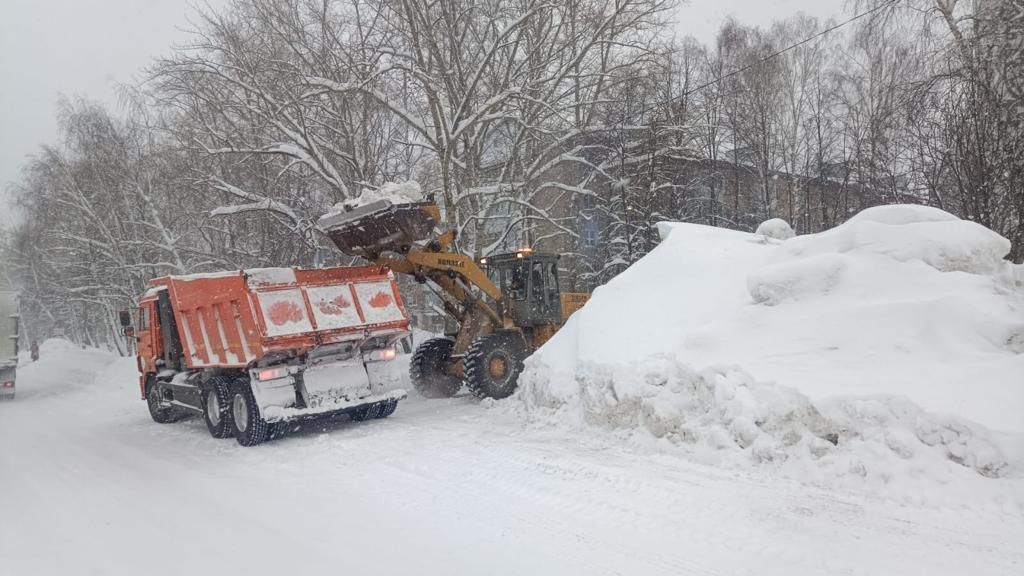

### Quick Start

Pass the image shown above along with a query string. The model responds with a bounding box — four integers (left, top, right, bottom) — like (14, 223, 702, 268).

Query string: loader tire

(464, 332, 528, 400)
(146, 380, 183, 424)
(409, 338, 461, 398)
(202, 377, 234, 439)
(230, 379, 270, 447)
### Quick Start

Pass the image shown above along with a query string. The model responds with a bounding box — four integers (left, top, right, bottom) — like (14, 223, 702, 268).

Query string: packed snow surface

(520, 206, 1024, 498)
(2, 339, 1022, 575)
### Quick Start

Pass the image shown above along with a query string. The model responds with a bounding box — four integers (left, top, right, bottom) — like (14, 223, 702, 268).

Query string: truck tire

(464, 332, 528, 400)
(202, 377, 234, 439)
(409, 338, 461, 398)
(351, 399, 398, 421)
(377, 399, 398, 418)
(229, 379, 269, 446)
(146, 380, 182, 424)
(350, 403, 378, 421)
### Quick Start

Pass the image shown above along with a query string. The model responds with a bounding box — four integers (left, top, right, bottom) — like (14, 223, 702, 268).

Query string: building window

(583, 228, 598, 248)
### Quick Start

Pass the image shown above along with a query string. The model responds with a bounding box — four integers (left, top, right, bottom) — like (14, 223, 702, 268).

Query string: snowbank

(519, 205, 1024, 495)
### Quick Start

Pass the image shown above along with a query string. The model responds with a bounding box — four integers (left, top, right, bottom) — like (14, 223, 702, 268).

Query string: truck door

(137, 301, 158, 375)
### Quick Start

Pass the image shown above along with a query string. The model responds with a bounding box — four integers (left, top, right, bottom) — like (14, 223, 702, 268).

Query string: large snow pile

(519, 205, 1024, 495)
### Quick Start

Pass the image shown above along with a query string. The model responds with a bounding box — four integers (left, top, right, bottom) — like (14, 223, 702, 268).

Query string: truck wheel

(349, 403, 378, 421)
(464, 332, 528, 400)
(351, 399, 399, 421)
(147, 381, 181, 424)
(230, 380, 269, 446)
(409, 338, 461, 398)
(202, 377, 234, 439)
(377, 399, 398, 418)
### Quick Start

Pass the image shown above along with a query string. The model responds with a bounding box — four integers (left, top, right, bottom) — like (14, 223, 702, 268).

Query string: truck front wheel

(230, 380, 269, 446)
(202, 377, 235, 439)
(146, 381, 182, 424)
(409, 338, 461, 398)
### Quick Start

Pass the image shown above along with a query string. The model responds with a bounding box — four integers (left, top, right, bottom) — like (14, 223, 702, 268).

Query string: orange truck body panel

(136, 266, 409, 394)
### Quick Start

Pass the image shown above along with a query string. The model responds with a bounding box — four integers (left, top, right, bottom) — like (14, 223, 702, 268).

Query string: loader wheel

(230, 380, 269, 447)
(202, 377, 234, 439)
(147, 381, 182, 424)
(409, 338, 461, 398)
(464, 332, 528, 400)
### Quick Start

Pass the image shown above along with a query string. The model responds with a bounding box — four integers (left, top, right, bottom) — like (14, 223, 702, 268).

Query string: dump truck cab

(482, 251, 563, 327)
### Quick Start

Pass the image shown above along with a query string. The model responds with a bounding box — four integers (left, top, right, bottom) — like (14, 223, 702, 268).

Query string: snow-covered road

(2, 343, 1021, 576)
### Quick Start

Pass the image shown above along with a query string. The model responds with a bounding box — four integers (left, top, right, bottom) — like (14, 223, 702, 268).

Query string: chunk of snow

(755, 218, 795, 241)
(326, 181, 424, 215)
(519, 204, 1024, 494)
(246, 267, 297, 286)
(172, 270, 239, 281)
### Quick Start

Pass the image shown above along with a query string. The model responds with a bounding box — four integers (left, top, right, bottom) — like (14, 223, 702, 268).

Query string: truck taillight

(2, 381, 13, 388)
(365, 348, 397, 362)
(256, 367, 288, 381)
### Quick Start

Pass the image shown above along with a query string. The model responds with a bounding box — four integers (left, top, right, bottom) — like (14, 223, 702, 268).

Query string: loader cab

(483, 251, 562, 326)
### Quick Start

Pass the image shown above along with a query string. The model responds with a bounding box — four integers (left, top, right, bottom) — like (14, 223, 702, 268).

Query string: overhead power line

(678, 0, 902, 99)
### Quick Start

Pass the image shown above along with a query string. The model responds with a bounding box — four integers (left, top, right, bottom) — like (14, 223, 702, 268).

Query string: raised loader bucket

(319, 200, 440, 258)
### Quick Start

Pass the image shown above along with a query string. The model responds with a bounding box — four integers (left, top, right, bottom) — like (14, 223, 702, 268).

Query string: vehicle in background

(128, 266, 410, 446)
(0, 291, 19, 400)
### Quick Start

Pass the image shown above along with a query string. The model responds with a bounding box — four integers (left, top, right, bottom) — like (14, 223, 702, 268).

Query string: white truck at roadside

(0, 291, 19, 400)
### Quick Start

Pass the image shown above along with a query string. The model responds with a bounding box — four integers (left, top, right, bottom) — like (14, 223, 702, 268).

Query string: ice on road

(1, 342, 1022, 576)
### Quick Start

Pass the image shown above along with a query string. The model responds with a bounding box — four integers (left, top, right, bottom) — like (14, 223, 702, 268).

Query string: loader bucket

(319, 200, 440, 258)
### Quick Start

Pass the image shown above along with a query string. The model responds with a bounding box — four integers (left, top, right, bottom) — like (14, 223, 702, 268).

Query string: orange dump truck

(130, 266, 410, 446)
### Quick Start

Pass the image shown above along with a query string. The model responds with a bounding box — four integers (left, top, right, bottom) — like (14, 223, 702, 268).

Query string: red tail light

(2, 381, 13, 388)
(256, 367, 288, 381)
(365, 347, 397, 362)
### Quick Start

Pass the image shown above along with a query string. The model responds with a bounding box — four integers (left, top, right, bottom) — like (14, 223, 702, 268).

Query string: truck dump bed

(149, 266, 409, 369)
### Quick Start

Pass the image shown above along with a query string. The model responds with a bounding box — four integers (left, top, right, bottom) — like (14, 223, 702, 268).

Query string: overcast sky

(0, 0, 844, 223)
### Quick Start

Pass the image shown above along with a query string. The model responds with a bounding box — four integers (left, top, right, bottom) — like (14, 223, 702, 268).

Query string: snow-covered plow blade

(319, 200, 440, 259)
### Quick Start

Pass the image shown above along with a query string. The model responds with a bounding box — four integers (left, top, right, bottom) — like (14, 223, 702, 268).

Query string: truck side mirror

(119, 310, 132, 327)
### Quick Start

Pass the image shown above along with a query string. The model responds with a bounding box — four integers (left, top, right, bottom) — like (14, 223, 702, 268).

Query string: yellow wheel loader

(319, 200, 589, 399)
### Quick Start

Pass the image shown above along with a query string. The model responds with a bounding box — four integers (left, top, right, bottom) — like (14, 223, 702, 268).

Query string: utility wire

(677, 0, 902, 100)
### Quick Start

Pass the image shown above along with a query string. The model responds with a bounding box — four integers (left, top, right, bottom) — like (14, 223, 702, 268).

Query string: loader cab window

(527, 261, 560, 303)
(530, 262, 546, 301)
(546, 262, 560, 300)
(508, 264, 526, 300)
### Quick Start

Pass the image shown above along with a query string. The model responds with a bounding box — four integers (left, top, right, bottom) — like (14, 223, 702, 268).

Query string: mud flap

(300, 361, 372, 408)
